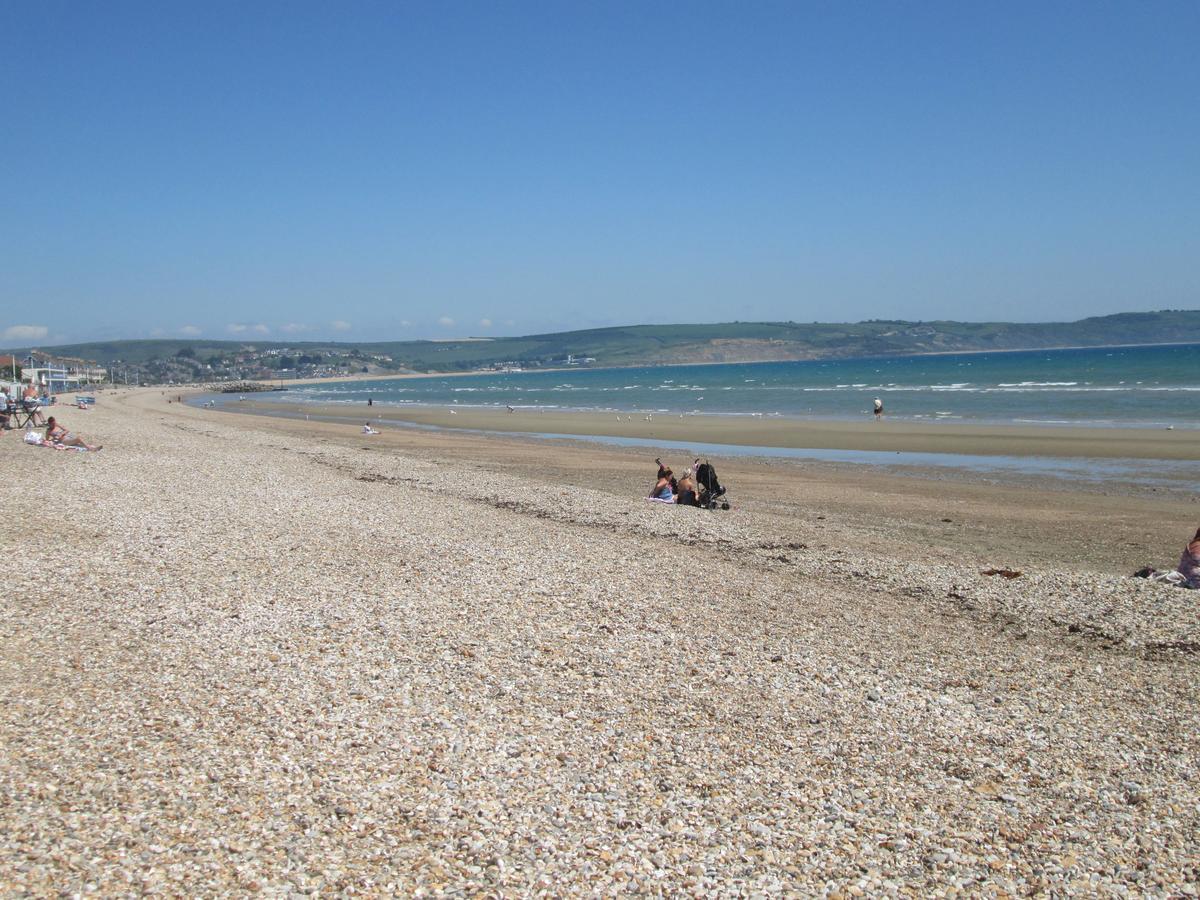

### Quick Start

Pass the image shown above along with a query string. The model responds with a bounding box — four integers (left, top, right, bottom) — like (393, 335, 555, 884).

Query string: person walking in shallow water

(873, 398, 883, 420)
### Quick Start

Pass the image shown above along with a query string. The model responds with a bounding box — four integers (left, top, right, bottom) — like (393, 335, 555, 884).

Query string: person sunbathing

(45, 416, 101, 451)
(649, 466, 675, 501)
(675, 467, 700, 506)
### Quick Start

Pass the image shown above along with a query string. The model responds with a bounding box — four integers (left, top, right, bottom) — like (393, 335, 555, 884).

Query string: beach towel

(26, 433, 89, 452)
(1133, 568, 1196, 589)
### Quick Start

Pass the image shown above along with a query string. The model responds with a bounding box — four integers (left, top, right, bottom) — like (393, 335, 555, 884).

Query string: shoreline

(206, 396, 1200, 463)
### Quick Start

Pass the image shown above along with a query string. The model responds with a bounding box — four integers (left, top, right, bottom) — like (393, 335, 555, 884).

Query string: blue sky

(1, 1, 1197, 346)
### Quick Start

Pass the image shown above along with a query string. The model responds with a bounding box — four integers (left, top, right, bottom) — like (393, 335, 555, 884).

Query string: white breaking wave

(996, 381, 1078, 387)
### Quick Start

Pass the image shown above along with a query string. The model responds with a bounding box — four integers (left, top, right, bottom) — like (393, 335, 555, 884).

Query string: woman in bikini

(649, 465, 675, 501)
(45, 416, 102, 451)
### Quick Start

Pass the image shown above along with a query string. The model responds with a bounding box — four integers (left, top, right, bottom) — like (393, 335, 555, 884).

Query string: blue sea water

(276, 343, 1200, 428)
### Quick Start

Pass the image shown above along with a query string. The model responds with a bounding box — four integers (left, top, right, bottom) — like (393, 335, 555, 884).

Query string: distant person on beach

(367, 397, 373, 406)
(45, 416, 101, 451)
(873, 398, 883, 420)
(363, 422, 379, 434)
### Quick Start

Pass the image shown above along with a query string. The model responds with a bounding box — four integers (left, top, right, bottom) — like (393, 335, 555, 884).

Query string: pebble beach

(1, 391, 1197, 895)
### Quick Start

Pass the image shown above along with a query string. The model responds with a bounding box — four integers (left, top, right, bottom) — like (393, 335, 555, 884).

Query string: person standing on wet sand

(873, 398, 883, 420)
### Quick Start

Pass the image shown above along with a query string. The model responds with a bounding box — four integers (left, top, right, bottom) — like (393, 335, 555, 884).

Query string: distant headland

(4, 310, 1197, 386)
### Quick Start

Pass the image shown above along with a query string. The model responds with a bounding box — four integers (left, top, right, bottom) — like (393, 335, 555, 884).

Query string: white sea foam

(988, 386, 1129, 392)
(993, 384, 1080, 391)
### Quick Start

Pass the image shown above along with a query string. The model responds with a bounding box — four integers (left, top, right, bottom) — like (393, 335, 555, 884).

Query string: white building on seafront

(8, 353, 109, 395)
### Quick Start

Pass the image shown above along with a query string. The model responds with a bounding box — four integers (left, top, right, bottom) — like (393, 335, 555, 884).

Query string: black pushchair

(694, 459, 730, 510)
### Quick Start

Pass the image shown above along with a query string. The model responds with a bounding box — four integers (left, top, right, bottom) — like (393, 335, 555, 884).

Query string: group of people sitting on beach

(0, 383, 49, 429)
(1, 382, 98, 449)
(649, 462, 696, 505)
(648, 457, 727, 508)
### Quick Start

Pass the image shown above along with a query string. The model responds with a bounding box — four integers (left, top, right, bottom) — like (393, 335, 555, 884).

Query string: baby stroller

(694, 458, 730, 510)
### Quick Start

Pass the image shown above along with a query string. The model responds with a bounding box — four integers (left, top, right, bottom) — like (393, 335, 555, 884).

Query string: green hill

(6, 310, 1198, 382)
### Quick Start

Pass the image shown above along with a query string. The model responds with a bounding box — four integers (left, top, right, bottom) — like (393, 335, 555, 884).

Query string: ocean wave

(987, 386, 1130, 392)
(996, 381, 1078, 387)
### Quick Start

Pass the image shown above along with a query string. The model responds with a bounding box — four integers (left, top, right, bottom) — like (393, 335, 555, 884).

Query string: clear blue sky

(1, 1, 1197, 346)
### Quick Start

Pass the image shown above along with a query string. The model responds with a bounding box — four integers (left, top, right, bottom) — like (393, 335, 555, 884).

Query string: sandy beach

(1, 389, 1197, 894)
(225, 397, 1200, 462)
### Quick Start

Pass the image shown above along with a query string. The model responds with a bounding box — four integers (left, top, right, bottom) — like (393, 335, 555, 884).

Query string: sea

(275, 343, 1200, 428)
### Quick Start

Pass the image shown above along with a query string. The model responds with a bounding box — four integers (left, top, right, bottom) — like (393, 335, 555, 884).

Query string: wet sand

(223, 399, 1200, 461)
